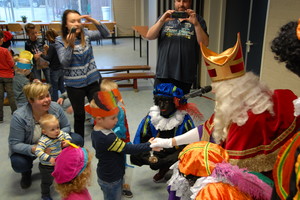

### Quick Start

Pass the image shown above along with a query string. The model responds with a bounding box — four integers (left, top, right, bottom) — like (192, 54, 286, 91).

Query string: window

(0, 0, 113, 22)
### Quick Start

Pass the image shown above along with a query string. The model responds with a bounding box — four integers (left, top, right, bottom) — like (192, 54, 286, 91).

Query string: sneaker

(122, 184, 133, 198)
(41, 196, 53, 200)
(20, 171, 32, 189)
(122, 189, 133, 198)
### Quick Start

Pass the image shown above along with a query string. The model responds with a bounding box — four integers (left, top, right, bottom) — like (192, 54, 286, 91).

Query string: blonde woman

(8, 82, 83, 190)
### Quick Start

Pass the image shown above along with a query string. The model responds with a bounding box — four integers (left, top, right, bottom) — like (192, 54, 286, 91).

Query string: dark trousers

(50, 69, 65, 102)
(39, 163, 54, 197)
(0, 77, 17, 120)
(154, 78, 192, 95)
(66, 81, 100, 140)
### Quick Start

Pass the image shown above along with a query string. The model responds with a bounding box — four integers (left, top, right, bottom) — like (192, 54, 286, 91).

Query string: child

(52, 146, 93, 200)
(100, 79, 132, 197)
(35, 114, 72, 200)
(41, 29, 65, 101)
(13, 50, 34, 108)
(84, 90, 156, 200)
(0, 30, 17, 123)
(24, 23, 50, 83)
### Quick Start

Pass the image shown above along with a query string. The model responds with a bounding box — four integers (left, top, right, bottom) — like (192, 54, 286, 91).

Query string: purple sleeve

(197, 125, 203, 140)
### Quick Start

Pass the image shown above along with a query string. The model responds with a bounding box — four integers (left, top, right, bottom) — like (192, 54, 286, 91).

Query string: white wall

(147, 0, 158, 71)
(113, 0, 141, 36)
(200, 0, 226, 87)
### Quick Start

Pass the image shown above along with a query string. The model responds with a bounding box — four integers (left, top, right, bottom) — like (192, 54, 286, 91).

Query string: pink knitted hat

(52, 146, 88, 184)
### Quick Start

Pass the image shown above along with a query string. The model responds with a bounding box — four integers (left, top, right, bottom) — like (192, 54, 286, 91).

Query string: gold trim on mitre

(201, 33, 245, 82)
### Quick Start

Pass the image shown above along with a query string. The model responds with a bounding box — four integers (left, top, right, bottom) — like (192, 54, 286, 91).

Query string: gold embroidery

(229, 149, 279, 172)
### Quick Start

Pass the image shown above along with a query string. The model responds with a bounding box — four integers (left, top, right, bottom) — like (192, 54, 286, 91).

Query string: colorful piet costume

(131, 83, 201, 182)
(198, 33, 300, 177)
(168, 141, 273, 200)
(270, 19, 300, 199)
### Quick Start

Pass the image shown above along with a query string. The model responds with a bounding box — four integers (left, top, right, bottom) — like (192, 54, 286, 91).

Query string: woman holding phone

(55, 9, 110, 143)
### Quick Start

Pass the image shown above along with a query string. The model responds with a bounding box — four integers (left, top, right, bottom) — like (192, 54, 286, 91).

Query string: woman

(8, 82, 83, 190)
(41, 29, 65, 102)
(55, 9, 110, 141)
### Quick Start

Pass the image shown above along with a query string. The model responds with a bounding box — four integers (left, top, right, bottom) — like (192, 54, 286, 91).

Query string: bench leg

(133, 79, 139, 92)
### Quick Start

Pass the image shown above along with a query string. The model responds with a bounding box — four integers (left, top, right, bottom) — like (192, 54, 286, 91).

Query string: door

(223, 0, 268, 76)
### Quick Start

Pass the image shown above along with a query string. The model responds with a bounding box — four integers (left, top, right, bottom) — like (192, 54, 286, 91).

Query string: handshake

(149, 137, 173, 149)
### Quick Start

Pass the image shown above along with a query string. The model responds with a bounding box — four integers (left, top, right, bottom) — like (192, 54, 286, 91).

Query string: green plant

(21, 15, 27, 23)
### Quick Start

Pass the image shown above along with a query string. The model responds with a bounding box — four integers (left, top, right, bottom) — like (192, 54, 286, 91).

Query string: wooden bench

(98, 65, 151, 74)
(102, 72, 155, 92)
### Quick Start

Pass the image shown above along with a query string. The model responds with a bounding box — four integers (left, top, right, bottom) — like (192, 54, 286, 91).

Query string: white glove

(294, 97, 300, 117)
(150, 138, 173, 148)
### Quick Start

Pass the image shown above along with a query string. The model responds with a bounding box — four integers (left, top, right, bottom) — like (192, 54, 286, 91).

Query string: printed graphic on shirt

(163, 22, 194, 39)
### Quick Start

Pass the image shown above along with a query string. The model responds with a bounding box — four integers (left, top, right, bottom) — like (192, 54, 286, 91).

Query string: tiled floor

(1, 38, 215, 199)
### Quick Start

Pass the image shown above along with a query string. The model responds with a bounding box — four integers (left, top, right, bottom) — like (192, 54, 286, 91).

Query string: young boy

(24, 23, 50, 83)
(100, 79, 133, 197)
(35, 114, 72, 200)
(85, 90, 156, 200)
(0, 30, 17, 123)
(13, 50, 34, 107)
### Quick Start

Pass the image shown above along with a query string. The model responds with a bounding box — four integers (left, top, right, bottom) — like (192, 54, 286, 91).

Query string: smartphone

(170, 11, 188, 18)
(70, 27, 76, 33)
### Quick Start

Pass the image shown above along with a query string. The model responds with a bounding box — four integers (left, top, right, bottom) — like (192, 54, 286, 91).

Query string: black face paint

(156, 96, 176, 117)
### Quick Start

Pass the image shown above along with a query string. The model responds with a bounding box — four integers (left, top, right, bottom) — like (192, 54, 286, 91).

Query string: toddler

(35, 114, 72, 200)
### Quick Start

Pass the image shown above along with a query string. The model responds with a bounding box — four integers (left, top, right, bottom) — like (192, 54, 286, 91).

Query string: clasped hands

(148, 137, 173, 150)
(160, 9, 199, 26)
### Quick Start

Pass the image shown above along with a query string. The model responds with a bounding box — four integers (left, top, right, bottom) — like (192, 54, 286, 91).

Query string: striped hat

(85, 91, 119, 117)
(178, 141, 229, 177)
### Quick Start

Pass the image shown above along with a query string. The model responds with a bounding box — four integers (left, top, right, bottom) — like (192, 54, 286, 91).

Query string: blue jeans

(50, 69, 65, 101)
(10, 132, 84, 173)
(98, 178, 122, 200)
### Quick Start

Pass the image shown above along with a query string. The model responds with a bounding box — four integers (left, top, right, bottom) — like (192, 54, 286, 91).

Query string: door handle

(245, 40, 253, 53)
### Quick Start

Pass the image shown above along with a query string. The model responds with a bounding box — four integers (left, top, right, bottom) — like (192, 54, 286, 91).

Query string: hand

(80, 15, 98, 24)
(57, 97, 64, 105)
(61, 140, 70, 148)
(159, 10, 175, 23)
(44, 147, 51, 154)
(33, 52, 42, 60)
(186, 9, 200, 26)
(66, 32, 76, 48)
(31, 144, 37, 153)
(43, 44, 49, 52)
(150, 138, 173, 148)
(152, 147, 163, 152)
(49, 157, 55, 166)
